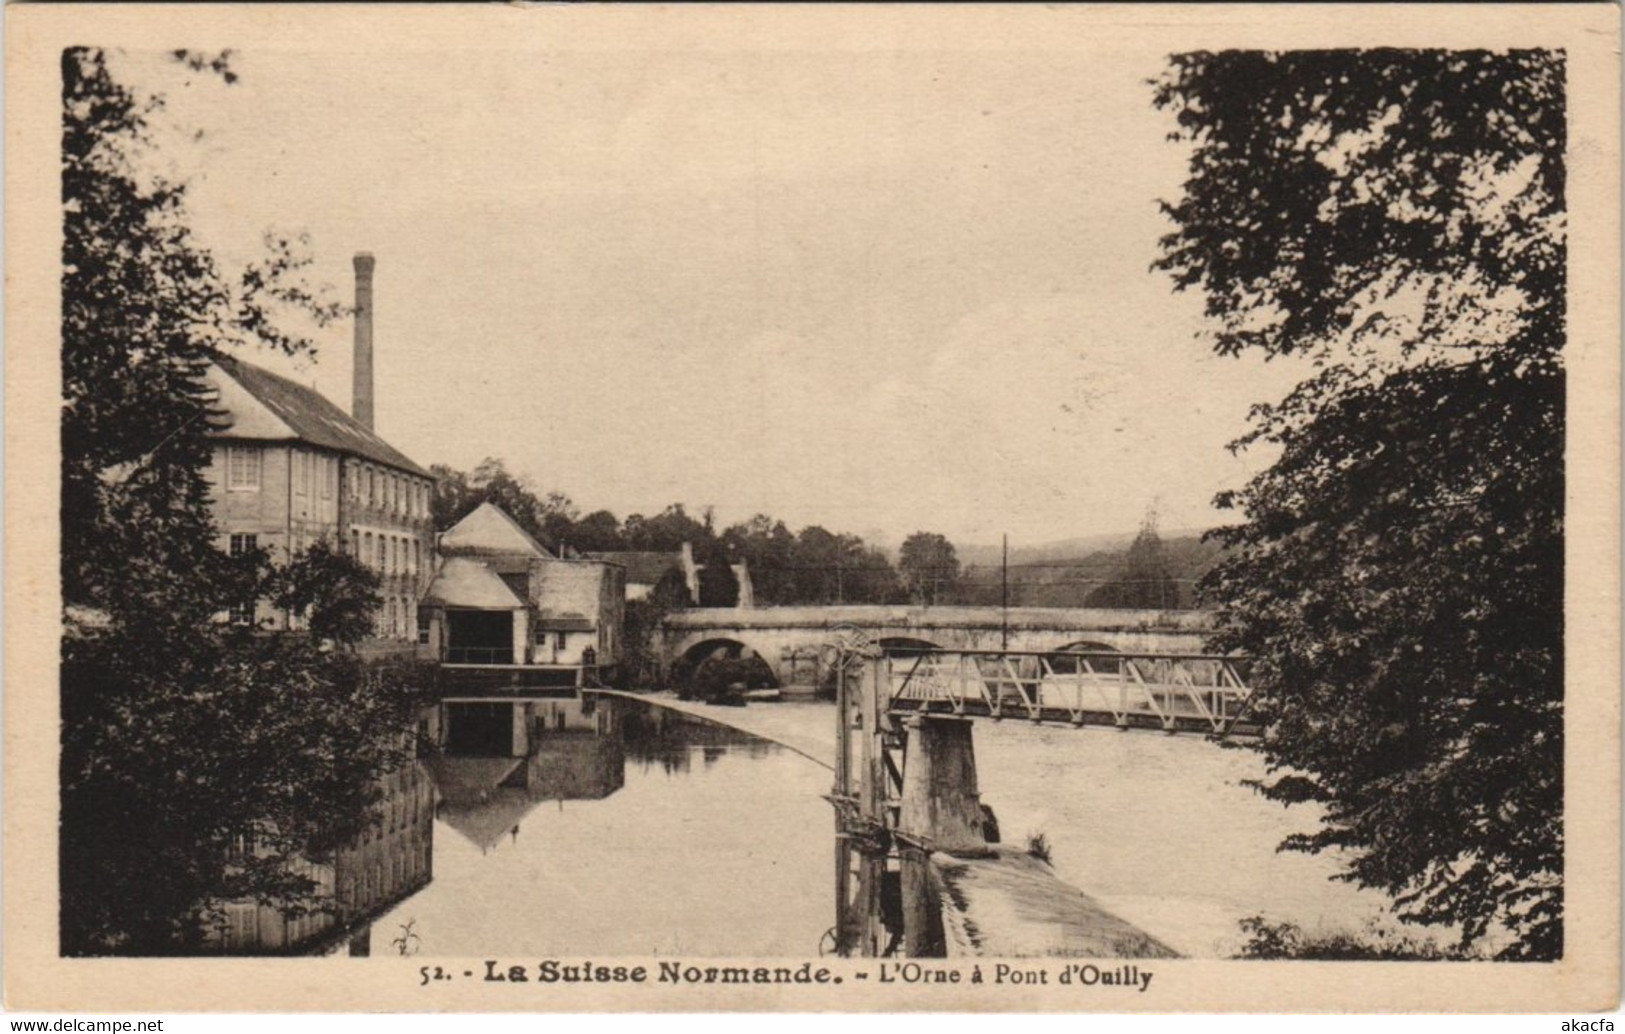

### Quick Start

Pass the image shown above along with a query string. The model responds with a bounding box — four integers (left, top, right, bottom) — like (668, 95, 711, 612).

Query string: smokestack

(352, 252, 376, 430)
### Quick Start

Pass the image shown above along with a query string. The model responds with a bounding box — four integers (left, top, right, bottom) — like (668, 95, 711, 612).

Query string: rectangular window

(351, 529, 361, 558)
(293, 452, 307, 496)
(417, 614, 431, 646)
(225, 446, 261, 490)
(377, 536, 387, 571)
(556, 631, 567, 651)
(321, 457, 333, 500)
(225, 534, 256, 625)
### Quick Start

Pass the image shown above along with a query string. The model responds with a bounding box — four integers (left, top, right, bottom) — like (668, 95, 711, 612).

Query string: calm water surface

(374, 698, 1387, 958)
(372, 703, 831, 958)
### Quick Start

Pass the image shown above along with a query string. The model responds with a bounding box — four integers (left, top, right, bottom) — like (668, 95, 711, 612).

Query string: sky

(112, 41, 1311, 549)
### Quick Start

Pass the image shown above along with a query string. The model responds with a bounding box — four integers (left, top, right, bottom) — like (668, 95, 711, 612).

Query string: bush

(1024, 832, 1052, 865)
(1235, 915, 1466, 961)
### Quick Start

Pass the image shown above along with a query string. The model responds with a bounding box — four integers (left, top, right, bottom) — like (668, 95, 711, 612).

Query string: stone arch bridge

(657, 605, 1217, 689)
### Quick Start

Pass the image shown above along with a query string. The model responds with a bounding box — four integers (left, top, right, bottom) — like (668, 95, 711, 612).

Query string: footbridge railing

(882, 649, 1256, 737)
(829, 645, 1255, 958)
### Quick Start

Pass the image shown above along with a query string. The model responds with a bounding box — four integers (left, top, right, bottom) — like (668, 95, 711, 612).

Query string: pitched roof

(441, 502, 551, 558)
(422, 557, 526, 610)
(207, 354, 430, 477)
(531, 558, 614, 622)
(423, 757, 537, 852)
(584, 550, 683, 586)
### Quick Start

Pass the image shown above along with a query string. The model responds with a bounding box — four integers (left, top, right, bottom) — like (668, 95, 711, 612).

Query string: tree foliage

(569, 509, 626, 553)
(693, 538, 740, 607)
(62, 47, 232, 627)
(429, 457, 577, 549)
(60, 48, 427, 954)
(720, 515, 798, 603)
(898, 532, 960, 605)
(267, 540, 383, 644)
(1085, 509, 1179, 610)
(1154, 49, 1564, 959)
(1234, 915, 1462, 961)
(426, 460, 908, 605)
(622, 503, 710, 554)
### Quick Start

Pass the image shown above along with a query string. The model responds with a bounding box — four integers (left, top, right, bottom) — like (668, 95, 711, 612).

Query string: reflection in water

(619, 704, 776, 775)
(372, 697, 831, 957)
(368, 696, 1387, 960)
(218, 759, 435, 956)
(426, 739, 626, 855)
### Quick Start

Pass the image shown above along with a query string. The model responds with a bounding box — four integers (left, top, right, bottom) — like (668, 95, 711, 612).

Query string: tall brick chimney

(352, 252, 376, 430)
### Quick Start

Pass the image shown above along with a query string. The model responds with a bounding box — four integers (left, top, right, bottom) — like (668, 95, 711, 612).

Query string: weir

(830, 649, 1223, 959)
(594, 643, 1249, 959)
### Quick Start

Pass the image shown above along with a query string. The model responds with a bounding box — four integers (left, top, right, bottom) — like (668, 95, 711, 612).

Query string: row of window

(340, 841, 430, 917)
(291, 450, 337, 502)
(535, 628, 576, 650)
(381, 595, 418, 640)
(227, 532, 421, 638)
(351, 462, 430, 521)
(373, 770, 426, 838)
(350, 529, 423, 579)
(223, 447, 429, 523)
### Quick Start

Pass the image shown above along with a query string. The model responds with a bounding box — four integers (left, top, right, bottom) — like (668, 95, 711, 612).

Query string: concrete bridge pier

(899, 716, 988, 855)
(897, 715, 994, 955)
(897, 715, 992, 957)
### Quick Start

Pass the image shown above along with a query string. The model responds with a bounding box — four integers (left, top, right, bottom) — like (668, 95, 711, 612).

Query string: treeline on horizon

(429, 458, 1219, 610)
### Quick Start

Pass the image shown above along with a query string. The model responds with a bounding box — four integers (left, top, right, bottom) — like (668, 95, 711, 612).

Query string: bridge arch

(877, 636, 944, 656)
(670, 637, 781, 689)
(1045, 639, 1124, 675)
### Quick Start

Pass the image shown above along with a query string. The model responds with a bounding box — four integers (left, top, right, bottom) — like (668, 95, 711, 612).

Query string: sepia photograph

(5, 2, 1619, 1015)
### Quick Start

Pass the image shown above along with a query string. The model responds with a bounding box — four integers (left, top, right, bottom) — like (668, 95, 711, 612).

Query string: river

(369, 697, 1388, 959)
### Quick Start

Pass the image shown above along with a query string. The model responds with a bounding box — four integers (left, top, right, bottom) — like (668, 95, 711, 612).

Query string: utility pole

(1001, 533, 1009, 651)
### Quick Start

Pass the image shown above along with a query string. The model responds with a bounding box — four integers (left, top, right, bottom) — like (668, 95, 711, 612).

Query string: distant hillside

(955, 533, 1227, 610)
(956, 527, 1216, 568)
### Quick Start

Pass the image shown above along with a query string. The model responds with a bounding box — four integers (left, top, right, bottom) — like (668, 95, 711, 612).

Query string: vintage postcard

(5, 2, 1619, 1015)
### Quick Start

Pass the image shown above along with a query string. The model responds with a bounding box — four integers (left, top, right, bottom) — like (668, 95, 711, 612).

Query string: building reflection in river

(364, 696, 833, 957)
(209, 757, 435, 954)
(617, 703, 775, 776)
(426, 698, 626, 854)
